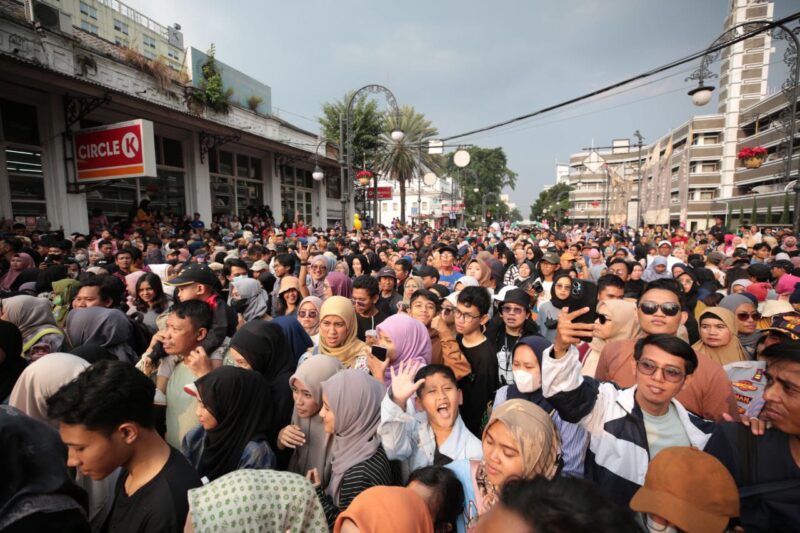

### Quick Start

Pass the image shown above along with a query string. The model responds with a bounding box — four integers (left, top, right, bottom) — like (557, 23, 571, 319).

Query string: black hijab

(35, 265, 68, 293)
(506, 336, 553, 413)
(69, 344, 117, 364)
(348, 254, 372, 278)
(676, 269, 700, 312)
(549, 271, 574, 309)
(0, 405, 88, 526)
(229, 321, 296, 466)
(194, 366, 270, 481)
(0, 320, 25, 402)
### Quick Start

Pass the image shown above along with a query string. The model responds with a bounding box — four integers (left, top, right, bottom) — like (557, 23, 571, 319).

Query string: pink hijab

(125, 271, 146, 298)
(376, 313, 431, 385)
(326, 272, 353, 299)
(0, 253, 35, 290)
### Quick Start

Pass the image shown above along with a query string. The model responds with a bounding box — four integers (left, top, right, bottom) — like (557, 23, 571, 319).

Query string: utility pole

(634, 130, 644, 231)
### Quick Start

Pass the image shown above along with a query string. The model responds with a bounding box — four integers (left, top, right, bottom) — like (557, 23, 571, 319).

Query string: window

(168, 48, 180, 61)
(699, 190, 715, 200)
(143, 50, 156, 60)
(210, 148, 264, 217)
(81, 20, 98, 34)
(114, 19, 129, 35)
(142, 34, 156, 49)
(115, 38, 129, 47)
(79, 1, 97, 19)
(280, 166, 312, 222)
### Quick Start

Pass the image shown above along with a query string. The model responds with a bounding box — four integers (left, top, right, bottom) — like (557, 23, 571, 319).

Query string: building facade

(0, 0, 342, 234)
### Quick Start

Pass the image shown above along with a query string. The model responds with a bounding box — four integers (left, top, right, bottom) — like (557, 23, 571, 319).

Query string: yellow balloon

(353, 213, 362, 230)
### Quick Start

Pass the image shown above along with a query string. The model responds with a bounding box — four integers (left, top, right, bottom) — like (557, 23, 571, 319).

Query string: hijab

(321, 369, 385, 506)
(0, 320, 25, 402)
(692, 307, 750, 366)
(588, 299, 640, 355)
(124, 271, 146, 298)
(188, 469, 327, 533)
(288, 355, 343, 486)
(272, 316, 313, 363)
(231, 276, 270, 321)
(548, 271, 574, 310)
(36, 264, 68, 293)
(309, 255, 329, 299)
(506, 336, 552, 410)
(1, 295, 59, 340)
(319, 296, 369, 368)
(335, 486, 433, 533)
(326, 272, 353, 299)
(719, 293, 762, 354)
(299, 296, 323, 337)
(0, 253, 35, 290)
(468, 259, 493, 288)
(676, 270, 700, 312)
(642, 256, 671, 282)
(64, 307, 138, 364)
(475, 400, 561, 512)
(0, 405, 88, 530)
(9, 353, 89, 428)
(194, 366, 271, 481)
(375, 313, 432, 385)
(148, 264, 175, 297)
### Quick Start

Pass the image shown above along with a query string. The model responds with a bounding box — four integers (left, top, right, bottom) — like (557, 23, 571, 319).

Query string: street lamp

(342, 85, 404, 230)
(312, 165, 324, 182)
(686, 19, 799, 232)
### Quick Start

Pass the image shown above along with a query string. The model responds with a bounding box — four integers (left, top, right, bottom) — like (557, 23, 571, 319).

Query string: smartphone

(532, 280, 544, 294)
(371, 345, 388, 362)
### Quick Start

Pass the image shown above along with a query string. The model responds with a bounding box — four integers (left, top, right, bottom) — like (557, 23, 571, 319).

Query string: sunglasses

(638, 301, 681, 317)
(596, 313, 611, 325)
(501, 305, 526, 315)
(736, 311, 761, 321)
(636, 359, 685, 383)
(298, 311, 318, 318)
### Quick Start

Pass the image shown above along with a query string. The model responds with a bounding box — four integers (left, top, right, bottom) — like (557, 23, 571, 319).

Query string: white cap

(538, 239, 550, 248)
(445, 291, 460, 307)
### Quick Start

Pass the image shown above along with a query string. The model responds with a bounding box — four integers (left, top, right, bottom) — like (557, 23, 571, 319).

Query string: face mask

(231, 298, 248, 314)
(512, 369, 541, 393)
(646, 515, 677, 533)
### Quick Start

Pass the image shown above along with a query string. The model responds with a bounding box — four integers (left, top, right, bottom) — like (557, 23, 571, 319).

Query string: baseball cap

(166, 263, 218, 287)
(439, 245, 459, 257)
(538, 239, 550, 248)
(657, 240, 673, 248)
(630, 447, 739, 533)
(762, 312, 800, 341)
(500, 288, 531, 309)
(251, 260, 269, 272)
(541, 252, 560, 264)
(377, 267, 397, 279)
(416, 265, 439, 278)
(561, 251, 576, 261)
(444, 291, 460, 307)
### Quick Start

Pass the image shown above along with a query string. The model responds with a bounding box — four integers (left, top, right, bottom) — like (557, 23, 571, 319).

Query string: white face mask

(512, 370, 541, 393)
(646, 515, 677, 533)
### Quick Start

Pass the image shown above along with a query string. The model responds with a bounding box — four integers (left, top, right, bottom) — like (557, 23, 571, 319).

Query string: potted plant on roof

(738, 146, 768, 169)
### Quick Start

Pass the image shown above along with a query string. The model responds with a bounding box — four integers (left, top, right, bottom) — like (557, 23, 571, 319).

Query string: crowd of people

(1, 210, 799, 533)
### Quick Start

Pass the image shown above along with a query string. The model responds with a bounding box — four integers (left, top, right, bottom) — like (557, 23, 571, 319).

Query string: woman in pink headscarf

(0, 253, 35, 291)
(324, 272, 353, 300)
(124, 271, 146, 307)
(372, 313, 431, 385)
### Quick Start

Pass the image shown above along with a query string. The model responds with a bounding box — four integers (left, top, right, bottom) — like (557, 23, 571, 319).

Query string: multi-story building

(0, 0, 342, 233)
(557, 0, 797, 231)
(40, 0, 186, 71)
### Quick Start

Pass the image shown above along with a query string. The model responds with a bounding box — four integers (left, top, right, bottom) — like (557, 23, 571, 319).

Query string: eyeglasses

(309, 265, 327, 271)
(636, 359, 685, 383)
(351, 298, 370, 306)
(298, 311, 318, 318)
(454, 309, 481, 322)
(736, 311, 761, 321)
(501, 305, 526, 315)
(638, 301, 681, 317)
(596, 313, 611, 325)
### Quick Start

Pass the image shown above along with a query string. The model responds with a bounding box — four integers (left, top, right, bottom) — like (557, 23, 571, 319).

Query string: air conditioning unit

(24, 0, 73, 34)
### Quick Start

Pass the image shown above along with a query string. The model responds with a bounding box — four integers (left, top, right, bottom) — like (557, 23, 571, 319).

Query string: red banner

(73, 119, 156, 182)
(366, 186, 393, 200)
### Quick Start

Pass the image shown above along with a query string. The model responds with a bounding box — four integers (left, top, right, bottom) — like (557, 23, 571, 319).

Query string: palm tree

(374, 106, 440, 224)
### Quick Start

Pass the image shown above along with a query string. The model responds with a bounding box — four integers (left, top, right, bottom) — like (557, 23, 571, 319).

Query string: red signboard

(73, 119, 156, 182)
(366, 186, 393, 200)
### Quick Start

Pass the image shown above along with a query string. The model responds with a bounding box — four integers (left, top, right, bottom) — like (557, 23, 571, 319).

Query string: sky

(131, 0, 795, 216)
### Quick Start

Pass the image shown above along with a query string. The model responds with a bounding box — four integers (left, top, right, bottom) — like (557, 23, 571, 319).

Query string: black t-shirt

(103, 447, 201, 533)
(457, 336, 499, 437)
(704, 424, 800, 531)
(355, 309, 389, 341)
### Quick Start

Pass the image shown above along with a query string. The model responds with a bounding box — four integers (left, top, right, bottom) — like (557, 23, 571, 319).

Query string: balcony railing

(96, 0, 170, 38)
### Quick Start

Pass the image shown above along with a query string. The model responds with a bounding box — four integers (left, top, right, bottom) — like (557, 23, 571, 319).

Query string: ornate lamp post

(686, 19, 799, 232)
(341, 85, 403, 230)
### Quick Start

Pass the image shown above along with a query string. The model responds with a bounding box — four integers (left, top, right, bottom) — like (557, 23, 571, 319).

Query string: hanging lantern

(356, 170, 373, 187)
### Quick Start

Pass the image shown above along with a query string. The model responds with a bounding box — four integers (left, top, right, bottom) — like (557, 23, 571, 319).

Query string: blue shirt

(439, 271, 464, 290)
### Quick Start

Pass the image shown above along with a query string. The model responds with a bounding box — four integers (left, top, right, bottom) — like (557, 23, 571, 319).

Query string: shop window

(1, 100, 40, 145)
(210, 148, 264, 216)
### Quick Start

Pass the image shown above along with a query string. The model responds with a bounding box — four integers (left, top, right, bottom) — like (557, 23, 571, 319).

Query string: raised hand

(297, 242, 310, 263)
(185, 346, 213, 378)
(390, 360, 425, 407)
(553, 307, 595, 357)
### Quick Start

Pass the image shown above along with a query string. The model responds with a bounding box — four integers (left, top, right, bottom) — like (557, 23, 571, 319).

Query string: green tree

(318, 92, 385, 169)
(509, 207, 523, 223)
(374, 106, 441, 223)
(530, 183, 573, 222)
(445, 147, 517, 222)
(781, 193, 791, 224)
(198, 44, 233, 114)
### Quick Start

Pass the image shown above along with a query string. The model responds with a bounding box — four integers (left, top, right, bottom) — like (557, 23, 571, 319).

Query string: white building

(357, 175, 463, 228)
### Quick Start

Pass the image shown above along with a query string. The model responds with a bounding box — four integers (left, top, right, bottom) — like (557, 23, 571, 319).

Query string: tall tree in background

(445, 147, 517, 223)
(374, 106, 440, 223)
(530, 182, 573, 222)
(318, 92, 385, 168)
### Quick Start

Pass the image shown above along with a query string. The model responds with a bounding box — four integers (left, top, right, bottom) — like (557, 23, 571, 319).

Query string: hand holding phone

(371, 345, 388, 362)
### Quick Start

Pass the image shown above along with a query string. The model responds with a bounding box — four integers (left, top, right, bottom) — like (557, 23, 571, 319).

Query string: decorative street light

(312, 165, 324, 182)
(686, 19, 799, 231)
(341, 85, 404, 229)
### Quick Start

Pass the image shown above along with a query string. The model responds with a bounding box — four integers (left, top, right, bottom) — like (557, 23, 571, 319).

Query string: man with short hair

(438, 246, 463, 290)
(73, 275, 120, 309)
(416, 265, 440, 288)
(394, 258, 412, 294)
(112, 249, 133, 283)
(545, 327, 712, 506)
(352, 275, 389, 341)
(597, 274, 625, 301)
(594, 279, 738, 421)
(751, 242, 771, 264)
(47, 360, 201, 532)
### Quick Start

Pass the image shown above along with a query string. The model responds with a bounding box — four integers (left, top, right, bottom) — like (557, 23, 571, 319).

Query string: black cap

(166, 263, 218, 287)
(439, 245, 459, 257)
(377, 266, 397, 279)
(416, 265, 438, 278)
(501, 288, 531, 309)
